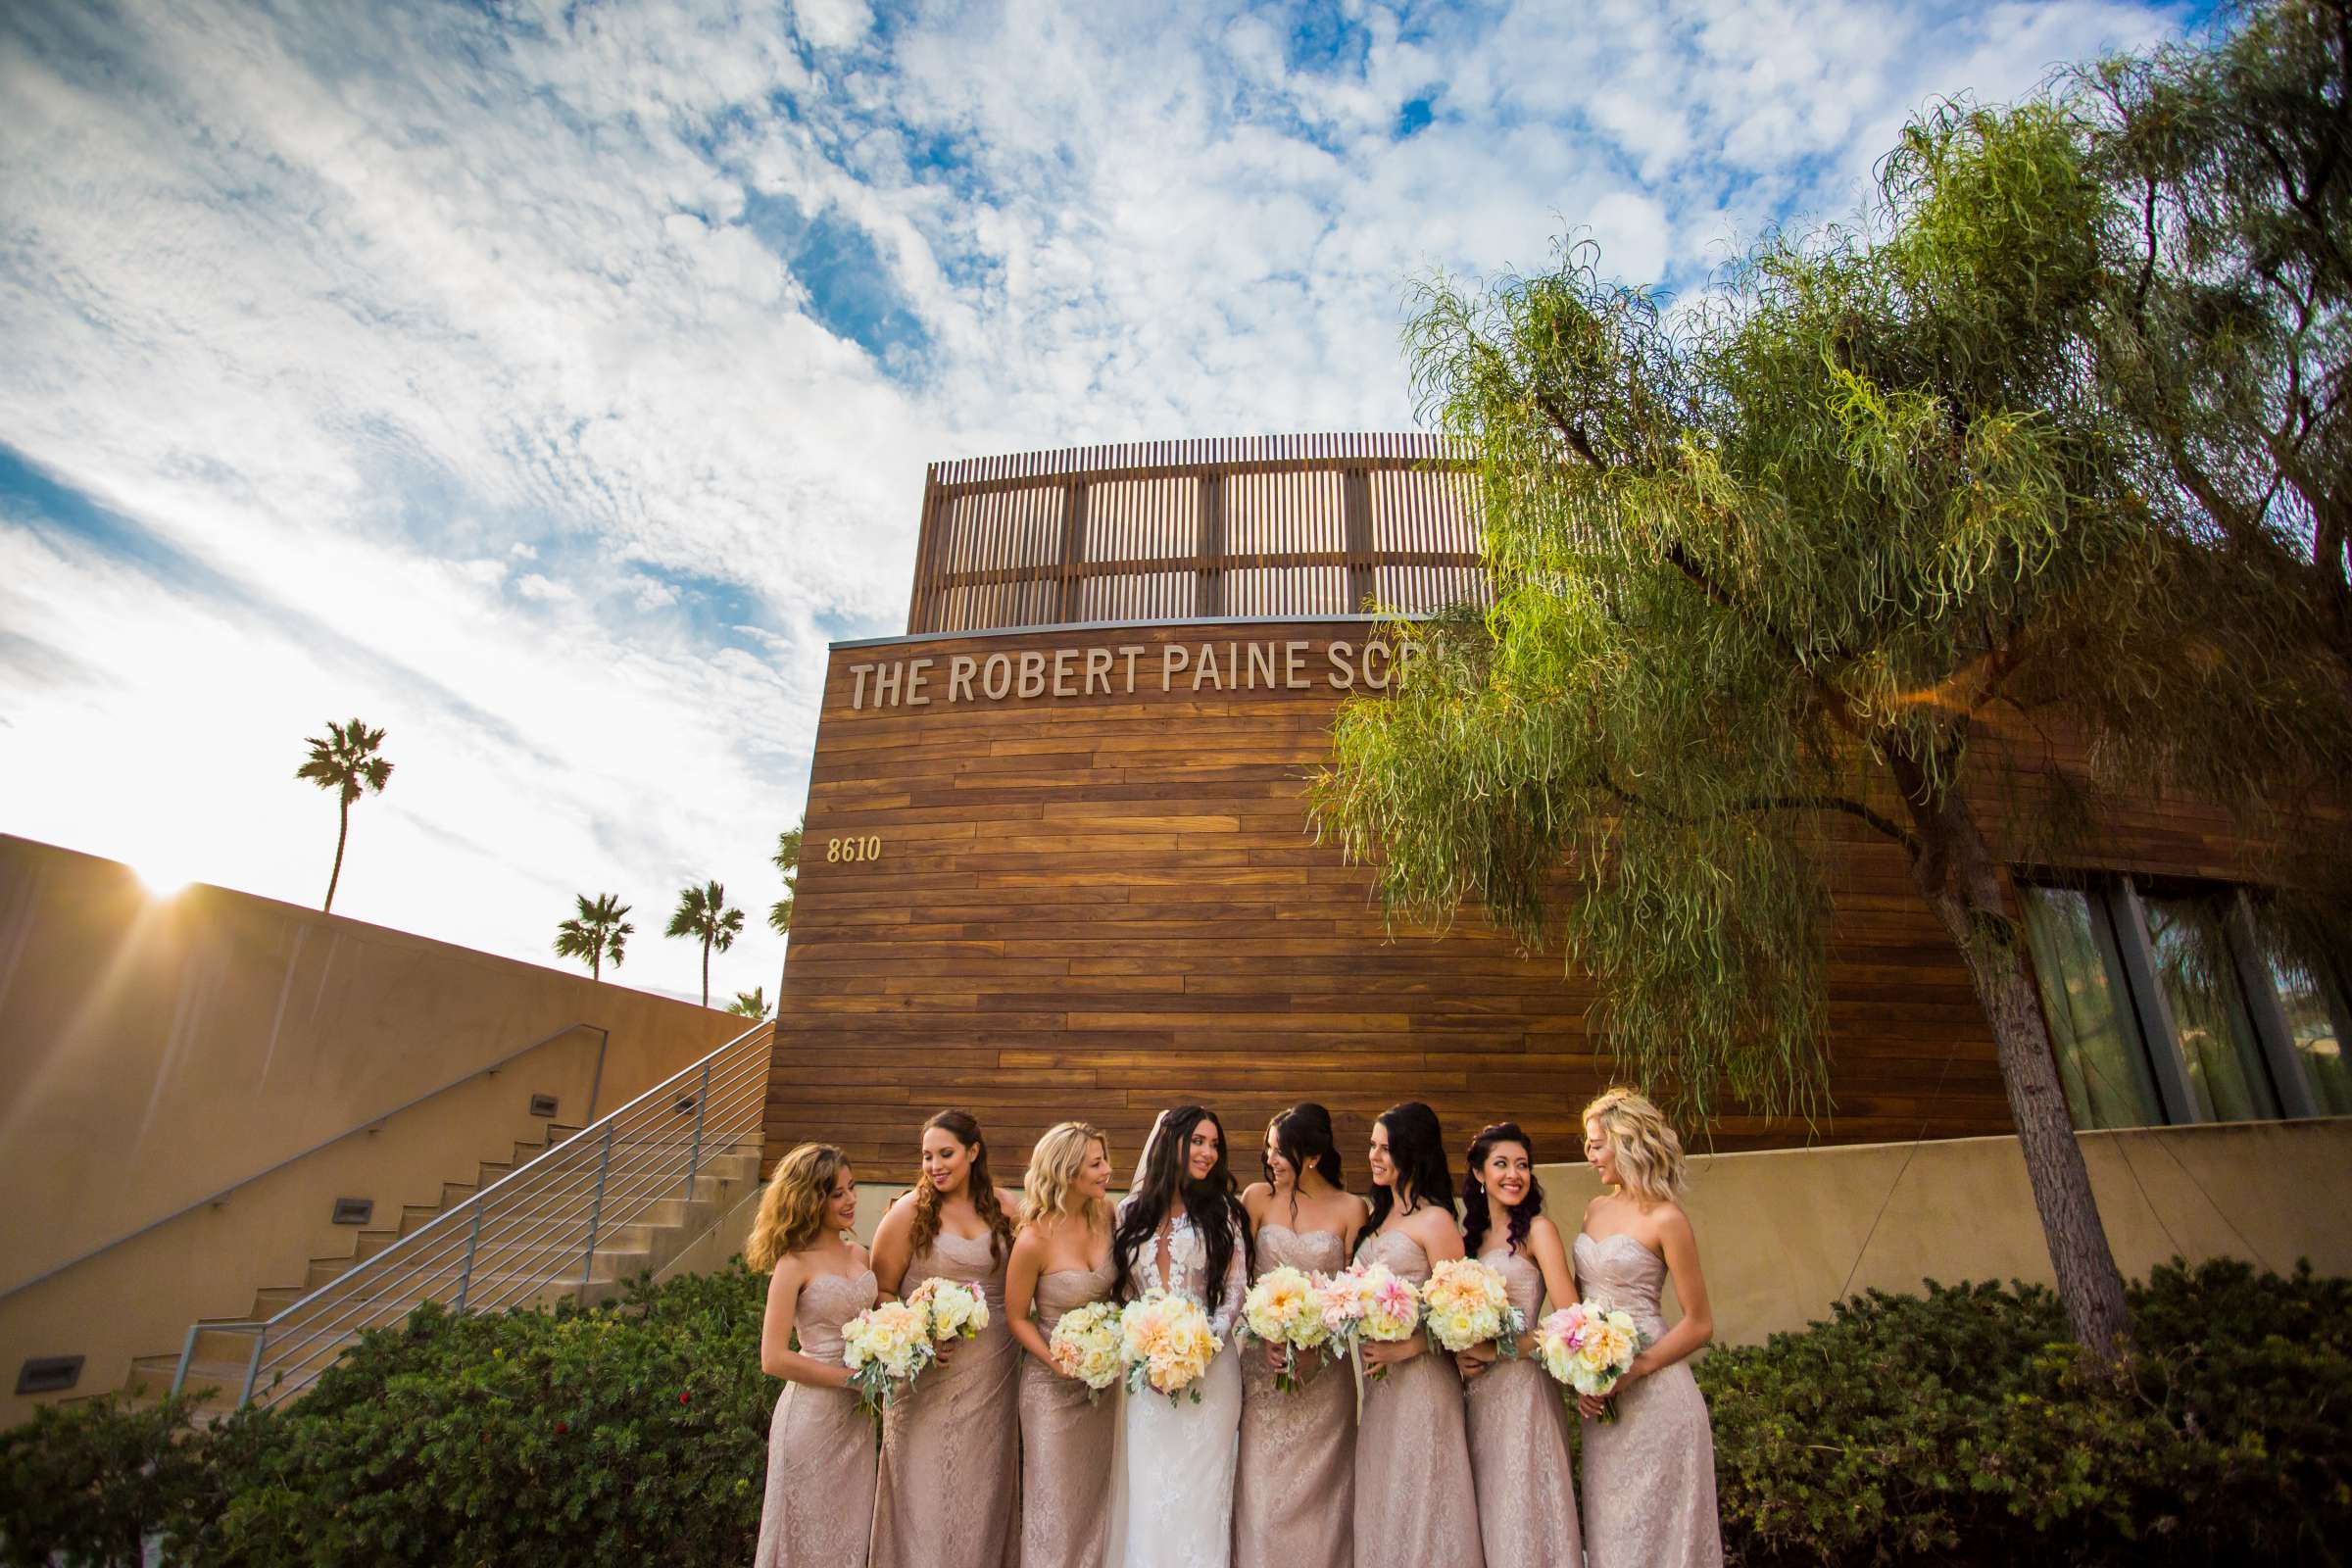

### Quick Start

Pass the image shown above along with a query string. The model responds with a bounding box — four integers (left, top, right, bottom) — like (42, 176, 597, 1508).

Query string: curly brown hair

(908, 1108, 1015, 1264)
(746, 1144, 848, 1272)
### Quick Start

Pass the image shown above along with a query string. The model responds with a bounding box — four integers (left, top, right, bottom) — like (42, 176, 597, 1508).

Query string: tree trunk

(323, 796, 351, 913)
(1908, 789, 2135, 1363)
(701, 939, 711, 1009)
(591, 949, 602, 983)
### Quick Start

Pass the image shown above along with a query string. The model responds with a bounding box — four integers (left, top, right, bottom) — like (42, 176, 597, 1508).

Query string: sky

(0, 0, 2200, 1008)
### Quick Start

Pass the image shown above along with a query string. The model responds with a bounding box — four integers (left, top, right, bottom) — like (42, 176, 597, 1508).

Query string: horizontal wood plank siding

(766, 618, 2271, 1184)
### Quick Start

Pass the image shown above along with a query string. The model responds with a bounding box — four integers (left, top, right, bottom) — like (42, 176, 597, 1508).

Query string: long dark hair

(1264, 1102, 1345, 1217)
(908, 1108, 1015, 1265)
(1460, 1121, 1544, 1259)
(1360, 1101, 1454, 1250)
(1111, 1105, 1247, 1315)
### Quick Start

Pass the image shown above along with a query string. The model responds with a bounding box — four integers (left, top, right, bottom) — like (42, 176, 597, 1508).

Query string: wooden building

(767, 437, 2352, 1181)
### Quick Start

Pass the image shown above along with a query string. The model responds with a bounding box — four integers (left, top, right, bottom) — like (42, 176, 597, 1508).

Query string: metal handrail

(199, 1066, 761, 1368)
(175, 1019, 772, 1408)
(1, 1021, 611, 1304)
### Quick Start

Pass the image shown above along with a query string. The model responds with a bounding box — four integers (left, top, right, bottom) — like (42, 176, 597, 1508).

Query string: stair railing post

(580, 1124, 614, 1300)
(170, 1322, 200, 1398)
(454, 1197, 485, 1315)
(685, 1056, 712, 1202)
(237, 1325, 267, 1408)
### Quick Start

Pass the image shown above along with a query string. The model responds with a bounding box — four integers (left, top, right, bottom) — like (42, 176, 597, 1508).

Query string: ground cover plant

(3, 1256, 2344, 1566)
(1696, 1257, 2352, 1565)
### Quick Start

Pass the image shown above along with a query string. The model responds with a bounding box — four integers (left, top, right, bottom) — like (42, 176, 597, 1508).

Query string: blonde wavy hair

(1582, 1088, 1689, 1204)
(1021, 1121, 1110, 1230)
(746, 1143, 850, 1272)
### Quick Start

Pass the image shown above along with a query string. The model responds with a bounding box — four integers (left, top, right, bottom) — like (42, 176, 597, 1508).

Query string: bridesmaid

(1006, 1122, 1119, 1568)
(867, 1109, 1023, 1568)
(749, 1143, 878, 1568)
(1352, 1102, 1486, 1568)
(1575, 1087, 1723, 1568)
(1234, 1103, 1367, 1568)
(1453, 1122, 1583, 1567)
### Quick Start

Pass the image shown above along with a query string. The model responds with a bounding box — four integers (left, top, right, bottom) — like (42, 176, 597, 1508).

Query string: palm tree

(666, 880, 745, 1008)
(725, 986, 770, 1019)
(768, 820, 803, 936)
(295, 717, 394, 913)
(554, 893, 633, 981)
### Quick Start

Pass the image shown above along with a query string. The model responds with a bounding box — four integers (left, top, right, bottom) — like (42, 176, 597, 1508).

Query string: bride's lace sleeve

(1209, 1212, 1250, 1340)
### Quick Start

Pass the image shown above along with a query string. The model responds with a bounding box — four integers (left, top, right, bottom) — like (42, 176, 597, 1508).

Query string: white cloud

(0, 0, 2190, 1004)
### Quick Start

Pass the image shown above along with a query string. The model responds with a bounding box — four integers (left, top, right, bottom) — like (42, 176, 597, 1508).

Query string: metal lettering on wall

(843, 639, 1412, 711)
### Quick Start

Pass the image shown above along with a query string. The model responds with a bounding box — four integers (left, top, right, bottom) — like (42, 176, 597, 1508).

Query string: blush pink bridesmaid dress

(1573, 1231, 1722, 1568)
(1463, 1244, 1582, 1566)
(1017, 1254, 1119, 1567)
(753, 1267, 879, 1568)
(867, 1230, 1021, 1568)
(1234, 1222, 1355, 1568)
(1350, 1229, 1485, 1568)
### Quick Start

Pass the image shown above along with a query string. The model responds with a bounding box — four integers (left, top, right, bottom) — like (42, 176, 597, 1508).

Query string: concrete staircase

(125, 1122, 765, 1411)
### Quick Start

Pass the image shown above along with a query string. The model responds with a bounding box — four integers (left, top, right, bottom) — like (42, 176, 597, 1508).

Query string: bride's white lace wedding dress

(1110, 1201, 1249, 1568)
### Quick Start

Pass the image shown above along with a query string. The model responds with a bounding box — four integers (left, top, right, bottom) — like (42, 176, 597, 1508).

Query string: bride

(1109, 1105, 1250, 1568)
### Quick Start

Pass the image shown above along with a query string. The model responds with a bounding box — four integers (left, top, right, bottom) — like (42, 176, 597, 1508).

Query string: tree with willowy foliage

(2071, 0, 2350, 654)
(1311, 5, 2352, 1364)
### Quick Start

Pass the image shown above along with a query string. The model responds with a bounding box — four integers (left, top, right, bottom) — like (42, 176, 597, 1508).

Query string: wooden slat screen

(906, 433, 1492, 633)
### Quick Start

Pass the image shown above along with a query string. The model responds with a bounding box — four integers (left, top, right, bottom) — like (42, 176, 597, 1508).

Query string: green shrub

(5, 1257, 2342, 1566)
(0, 1394, 209, 1567)
(1697, 1257, 2352, 1565)
(198, 1266, 776, 1567)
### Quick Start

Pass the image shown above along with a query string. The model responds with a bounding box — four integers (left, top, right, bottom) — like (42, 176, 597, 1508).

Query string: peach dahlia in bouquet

(1238, 1264, 1334, 1392)
(1534, 1299, 1646, 1421)
(1118, 1288, 1223, 1406)
(1421, 1254, 1525, 1355)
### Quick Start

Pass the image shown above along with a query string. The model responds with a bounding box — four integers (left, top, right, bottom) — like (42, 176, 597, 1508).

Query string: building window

(2020, 886, 2166, 1130)
(2257, 929, 2352, 1116)
(2138, 893, 2282, 1123)
(2018, 877, 2352, 1130)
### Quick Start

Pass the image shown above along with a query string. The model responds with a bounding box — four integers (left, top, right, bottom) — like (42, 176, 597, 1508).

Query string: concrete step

(123, 1117, 759, 1413)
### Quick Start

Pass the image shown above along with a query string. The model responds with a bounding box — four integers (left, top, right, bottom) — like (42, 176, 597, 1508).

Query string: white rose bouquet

(907, 1276, 990, 1345)
(840, 1299, 936, 1415)
(1237, 1265, 1335, 1393)
(1048, 1300, 1126, 1400)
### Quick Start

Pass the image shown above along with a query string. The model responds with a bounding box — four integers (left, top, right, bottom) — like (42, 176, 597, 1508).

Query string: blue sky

(0, 0, 2193, 1005)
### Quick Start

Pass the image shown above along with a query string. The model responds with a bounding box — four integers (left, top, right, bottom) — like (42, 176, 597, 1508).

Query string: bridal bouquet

(840, 1299, 937, 1415)
(1238, 1265, 1334, 1393)
(907, 1277, 990, 1346)
(1420, 1255, 1525, 1356)
(1534, 1299, 1646, 1422)
(1048, 1300, 1126, 1399)
(1319, 1260, 1421, 1377)
(1119, 1288, 1223, 1406)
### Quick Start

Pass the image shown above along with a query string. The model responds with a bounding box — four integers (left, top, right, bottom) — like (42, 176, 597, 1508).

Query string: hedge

(4, 1257, 2345, 1566)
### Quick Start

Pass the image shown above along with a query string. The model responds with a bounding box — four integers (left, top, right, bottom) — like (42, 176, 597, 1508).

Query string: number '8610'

(826, 836, 883, 863)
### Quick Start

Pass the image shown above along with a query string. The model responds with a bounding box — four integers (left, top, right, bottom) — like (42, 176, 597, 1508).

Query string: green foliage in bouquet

(1697, 1258, 2352, 1565)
